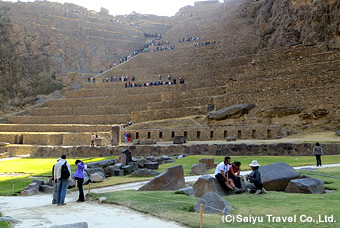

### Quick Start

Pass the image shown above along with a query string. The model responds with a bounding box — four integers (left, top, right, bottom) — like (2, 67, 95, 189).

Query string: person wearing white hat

(246, 160, 267, 195)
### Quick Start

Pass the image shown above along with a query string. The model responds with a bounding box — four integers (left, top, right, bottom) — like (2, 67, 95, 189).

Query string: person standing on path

(54, 154, 71, 206)
(51, 157, 61, 204)
(74, 160, 86, 202)
(313, 142, 324, 167)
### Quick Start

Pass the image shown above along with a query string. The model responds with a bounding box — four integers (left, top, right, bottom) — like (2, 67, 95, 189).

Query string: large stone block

(194, 192, 232, 215)
(32, 179, 44, 187)
(193, 175, 231, 197)
(40, 185, 54, 193)
(144, 162, 159, 170)
(87, 160, 115, 169)
(86, 168, 105, 177)
(128, 162, 138, 171)
(21, 188, 38, 196)
(138, 165, 186, 191)
(336, 130, 340, 136)
(121, 149, 132, 164)
(285, 178, 325, 194)
(191, 163, 207, 175)
(199, 158, 215, 169)
(104, 165, 120, 177)
(208, 104, 256, 120)
(130, 168, 159, 177)
(259, 162, 301, 191)
(122, 165, 133, 175)
(90, 172, 104, 183)
(114, 169, 124, 176)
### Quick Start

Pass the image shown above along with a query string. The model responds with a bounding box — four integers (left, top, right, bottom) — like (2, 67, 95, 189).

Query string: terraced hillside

(0, 0, 339, 147)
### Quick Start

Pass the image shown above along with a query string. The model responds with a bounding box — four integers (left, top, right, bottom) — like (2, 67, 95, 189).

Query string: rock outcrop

(259, 162, 301, 191)
(194, 192, 232, 215)
(285, 177, 325, 194)
(138, 165, 186, 191)
(208, 104, 256, 120)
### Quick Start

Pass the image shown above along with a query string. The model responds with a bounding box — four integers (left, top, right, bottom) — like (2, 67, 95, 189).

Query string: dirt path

(0, 191, 185, 228)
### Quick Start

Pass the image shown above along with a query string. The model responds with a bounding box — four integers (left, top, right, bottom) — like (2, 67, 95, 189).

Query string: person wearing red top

(228, 161, 244, 190)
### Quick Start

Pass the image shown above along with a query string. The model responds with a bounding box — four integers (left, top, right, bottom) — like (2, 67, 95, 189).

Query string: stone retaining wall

(26, 143, 340, 158)
(0, 124, 113, 132)
(121, 126, 282, 142)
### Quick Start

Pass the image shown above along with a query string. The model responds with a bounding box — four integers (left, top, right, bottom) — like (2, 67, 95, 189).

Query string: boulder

(86, 160, 115, 168)
(225, 137, 237, 142)
(122, 165, 134, 175)
(145, 155, 158, 162)
(114, 169, 124, 176)
(192, 175, 231, 197)
(173, 136, 187, 144)
(312, 109, 329, 118)
(86, 168, 105, 177)
(176, 187, 194, 196)
(259, 106, 304, 118)
(336, 130, 340, 136)
(137, 159, 149, 168)
(208, 104, 256, 120)
(90, 172, 104, 183)
(128, 162, 138, 172)
(259, 162, 301, 191)
(40, 185, 54, 193)
(163, 159, 176, 164)
(120, 149, 132, 164)
(21, 188, 38, 196)
(28, 182, 39, 191)
(114, 163, 124, 169)
(191, 163, 207, 175)
(144, 162, 159, 170)
(138, 165, 186, 191)
(68, 178, 75, 189)
(104, 165, 120, 177)
(130, 168, 160, 177)
(194, 192, 232, 215)
(51, 222, 88, 228)
(119, 153, 127, 165)
(32, 179, 44, 186)
(199, 158, 215, 169)
(285, 178, 325, 194)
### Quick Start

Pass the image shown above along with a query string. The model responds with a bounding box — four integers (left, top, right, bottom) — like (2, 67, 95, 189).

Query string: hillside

(0, 0, 339, 147)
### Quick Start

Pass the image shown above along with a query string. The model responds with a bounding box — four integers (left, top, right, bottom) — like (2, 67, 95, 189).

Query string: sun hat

(249, 160, 260, 167)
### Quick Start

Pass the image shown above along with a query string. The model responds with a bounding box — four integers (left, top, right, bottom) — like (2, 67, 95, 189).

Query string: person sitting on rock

(228, 161, 244, 191)
(214, 156, 241, 193)
(246, 160, 267, 195)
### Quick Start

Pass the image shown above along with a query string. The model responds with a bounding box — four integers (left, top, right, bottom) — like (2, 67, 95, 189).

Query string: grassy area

(157, 155, 340, 175)
(91, 167, 340, 228)
(1, 155, 340, 196)
(0, 157, 117, 196)
(0, 212, 10, 228)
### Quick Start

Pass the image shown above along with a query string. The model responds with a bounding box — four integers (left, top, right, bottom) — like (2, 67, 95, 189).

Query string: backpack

(60, 161, 70, 179)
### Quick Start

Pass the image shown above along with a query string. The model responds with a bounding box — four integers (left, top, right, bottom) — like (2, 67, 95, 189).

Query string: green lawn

(90, 167, 340, 228)
(1, 155, 340, 196)
(0, 212, 10, 228)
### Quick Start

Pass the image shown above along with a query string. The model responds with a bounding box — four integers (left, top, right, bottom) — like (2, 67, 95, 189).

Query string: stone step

(8, 115, 130, 125)
(45, 94, 162, 108)
(29, 105, 146, 116)
(0, 124, 112, 133)
(131, 105, 209, 123)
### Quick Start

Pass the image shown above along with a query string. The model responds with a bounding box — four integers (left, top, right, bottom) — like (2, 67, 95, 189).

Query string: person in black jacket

(313, 142, 324, 166)
(246, 160, 267, 195)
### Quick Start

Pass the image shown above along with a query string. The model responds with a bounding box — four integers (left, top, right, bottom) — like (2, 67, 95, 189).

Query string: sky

(6, 0, 221, 16)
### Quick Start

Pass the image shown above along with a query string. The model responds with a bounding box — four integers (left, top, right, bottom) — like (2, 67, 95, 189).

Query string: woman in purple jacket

(74, 160, 86, 202)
